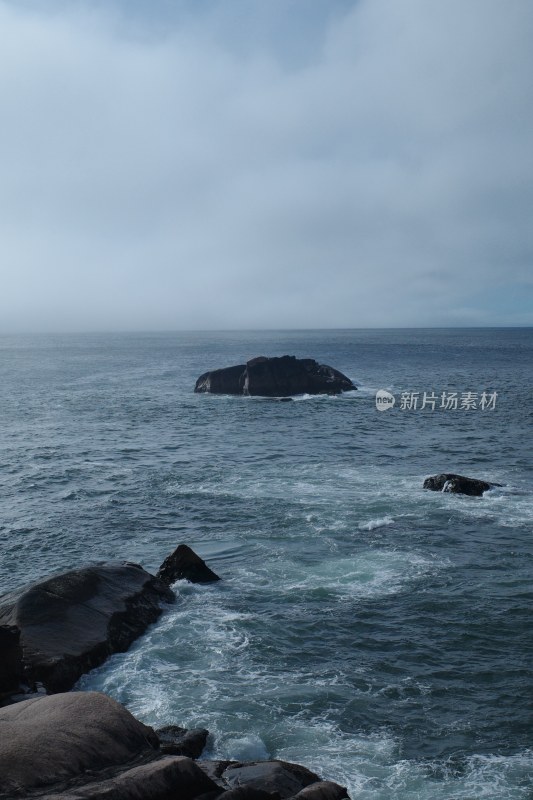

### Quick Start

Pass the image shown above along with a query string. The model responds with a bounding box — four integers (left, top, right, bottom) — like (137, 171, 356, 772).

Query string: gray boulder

(423, 473, 501, 496)
(0, 562, 174, 695)
(195, 356, 356, 397)
(0, 691, 153, 795)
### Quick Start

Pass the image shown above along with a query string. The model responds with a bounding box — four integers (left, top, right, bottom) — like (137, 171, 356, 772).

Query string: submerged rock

(0, 562, 174, 695)
(157, 544, 221, 585)
(195, 356, 356, 397)
(423, 473, 501, 496)
(0, 691, 219, 800)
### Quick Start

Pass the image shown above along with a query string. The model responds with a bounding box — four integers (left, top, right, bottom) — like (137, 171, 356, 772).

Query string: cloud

(0, 0, 532, 331)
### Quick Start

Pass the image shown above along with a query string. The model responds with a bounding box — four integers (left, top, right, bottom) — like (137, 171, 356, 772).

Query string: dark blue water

(1, 329, 532, 799)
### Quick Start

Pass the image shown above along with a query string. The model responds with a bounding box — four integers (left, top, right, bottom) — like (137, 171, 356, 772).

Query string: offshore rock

(195, 363, 246, 394)
(194, 356, 356, 397)
(0, 562, 174, 695)
(157, 544, 221, 585)
(423, 473, 501, 496)
(0, 692, 219, 799)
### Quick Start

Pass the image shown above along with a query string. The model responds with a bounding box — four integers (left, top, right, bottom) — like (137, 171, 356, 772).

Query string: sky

(0, 0, 532, 331)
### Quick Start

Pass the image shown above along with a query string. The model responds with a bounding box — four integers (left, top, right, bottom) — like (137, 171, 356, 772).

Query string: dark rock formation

(42, 756, 220, 800)
(423, 473, 501, 496)
(197, 761, 348, 800)
(195, 356, 356, 397)
(156, 724, 209, 758)
(221, 761, 320, 798)
(0, 692, 348, 799)
(195, 364, 246, 394)
(0, 562, 174, 695)
(157, 544, 221, 585)
(292, 782, 349, 800)
(215, 788, 281, 800)
(0, 626, 23, 704)
(0, 691, 219, 799)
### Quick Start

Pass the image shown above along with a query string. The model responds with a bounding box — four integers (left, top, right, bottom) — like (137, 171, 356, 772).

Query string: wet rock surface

(198, 761, 348, 800)
(423, 473, 501, 496)
(157, 544, 221, 585)
(0, 562, 174, 695)
(156, 724, 210, 758)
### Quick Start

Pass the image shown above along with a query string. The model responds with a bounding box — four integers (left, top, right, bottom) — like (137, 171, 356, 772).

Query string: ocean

(0, 328, 532, 799)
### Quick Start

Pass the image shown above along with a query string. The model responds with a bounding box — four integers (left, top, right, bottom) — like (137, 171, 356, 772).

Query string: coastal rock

(0, 562, 174, 695)
(0, 692, 347, 799)
(156, 724, 210, 758)
(198, 760, 238, 786)
(0, 691, 156, 796)
(194, 356, 356, 397)
(291, 782, 350, 800)
(157, 544, 221, 585)
(198, 761, 348, 800)
(0, 691, 220, 799)
(43, 756, 220, 800)
(221, 761, 322, 799)
(0, 626, 23, 703)
(423, 473, 500, 496)
(215, 788, 280, 800)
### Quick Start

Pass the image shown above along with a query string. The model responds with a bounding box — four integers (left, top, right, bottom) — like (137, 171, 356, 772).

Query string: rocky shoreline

(0, 545, 349, 800)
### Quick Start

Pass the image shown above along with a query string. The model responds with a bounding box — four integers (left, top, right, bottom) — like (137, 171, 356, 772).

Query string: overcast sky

(0, 0, 532, 331)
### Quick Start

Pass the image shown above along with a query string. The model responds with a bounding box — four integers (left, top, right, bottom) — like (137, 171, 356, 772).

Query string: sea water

(0, 329, 532, 799)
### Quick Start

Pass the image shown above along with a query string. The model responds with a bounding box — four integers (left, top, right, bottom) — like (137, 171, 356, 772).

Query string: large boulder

(157, 544, 221, 586)
(195, 356, 356, 397)
(423, 473, 501, 496)
(0, 562, 174, 695)
(0, 691, 219, 800)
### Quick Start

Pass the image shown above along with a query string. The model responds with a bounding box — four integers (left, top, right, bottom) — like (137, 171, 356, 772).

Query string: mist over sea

(1, 328, 532, 799)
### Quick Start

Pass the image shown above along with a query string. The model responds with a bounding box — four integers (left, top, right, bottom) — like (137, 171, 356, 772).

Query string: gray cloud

(0, 0, 532, 331)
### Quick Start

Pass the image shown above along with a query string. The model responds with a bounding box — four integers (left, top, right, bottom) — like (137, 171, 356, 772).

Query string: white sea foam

(358, 516, 395, 531)
(78, 545, 530, 800)
(224, 735, 270, 761)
